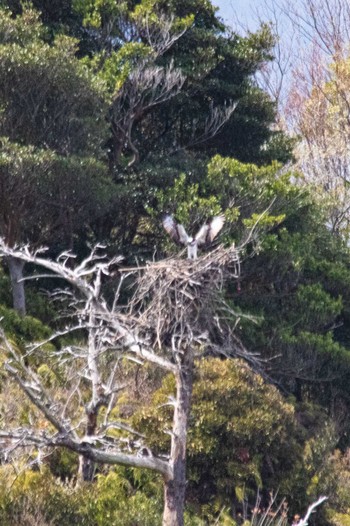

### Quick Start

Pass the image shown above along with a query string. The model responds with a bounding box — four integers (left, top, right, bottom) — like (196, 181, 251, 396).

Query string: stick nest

(127, 244, 240, 350)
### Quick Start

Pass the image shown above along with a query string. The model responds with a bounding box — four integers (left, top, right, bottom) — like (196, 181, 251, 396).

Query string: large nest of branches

(127, 244, 240, 350)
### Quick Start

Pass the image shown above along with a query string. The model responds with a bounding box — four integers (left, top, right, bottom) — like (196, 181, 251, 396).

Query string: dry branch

(295, 496, 328, 526)
(0, 236, 250, 499)
(127, 244, 240, 351)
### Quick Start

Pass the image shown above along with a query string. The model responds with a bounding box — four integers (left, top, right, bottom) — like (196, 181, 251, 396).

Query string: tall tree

(149, 155, 350, 427)
(50, 0, 291, 264)
(0, 1, 292, 260)
(0, 6, 112, 314)
(287, 54, 350, 239)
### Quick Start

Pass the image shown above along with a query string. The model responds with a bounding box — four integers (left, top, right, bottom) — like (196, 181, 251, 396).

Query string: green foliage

(132, 1, 194, 32)
(0, 21, 107, 153)
(137, 155, 350, 443)
(100, 43, 153, 93)
(329, 513, 350, 526)
(152, 171, 225, 227)
(0, 2, 348, 525)
(73, 0, 128, 30)
(0, 0, 293, 259)
(294, 437, 350, 522)
(0, 304, 51, 344)
(235, 205, 350, 404)
(0, 465, 163, 526)
(0, 1, 291, 262)
(0, 5, 114, 258)
(73, 0, 215, 37)
(0, 138, 113, 249)
(132, 358, 303, 521)
(0, 5, 46, 45)
(73, 0, 288, 168)
(207, 156, 302, 206)
(94, 469, 162, 525)
(193, 156, 350, 417)
(147, 156, 303, 259)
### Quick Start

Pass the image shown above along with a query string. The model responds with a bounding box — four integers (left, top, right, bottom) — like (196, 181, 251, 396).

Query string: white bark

(0, 241, 177, 484)
(0, 239, 243, 526)
(295, 496, 328, 526)
(7, 256, 26, 315)
(163, 350, 194, 526)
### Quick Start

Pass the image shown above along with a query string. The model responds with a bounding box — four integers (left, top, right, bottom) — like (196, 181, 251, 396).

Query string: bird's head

(188, 237, 195, 245)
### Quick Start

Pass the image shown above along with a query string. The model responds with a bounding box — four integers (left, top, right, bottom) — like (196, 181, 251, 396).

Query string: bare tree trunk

(7, 256, 26, 316)
(78, 309, 104, 482)
(78, 409, 98, 482)
(0, 241, 241, 523)
(79, 455, 96, 481)
(163, 350, 194, 526)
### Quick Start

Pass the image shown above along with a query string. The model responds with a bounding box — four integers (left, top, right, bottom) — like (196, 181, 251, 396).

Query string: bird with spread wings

(162, 214, 225, 260)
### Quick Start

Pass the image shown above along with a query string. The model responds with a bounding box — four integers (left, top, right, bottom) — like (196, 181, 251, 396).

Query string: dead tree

(0, 240, 249, 526)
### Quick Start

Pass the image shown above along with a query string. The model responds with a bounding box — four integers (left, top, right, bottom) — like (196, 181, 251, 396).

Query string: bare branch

(295, 496, 328, 526)
(0, 235, 245, 499)
(0, 429, 171, 477)
(139, 13, 190, 57)
(113, 60, 185, 167)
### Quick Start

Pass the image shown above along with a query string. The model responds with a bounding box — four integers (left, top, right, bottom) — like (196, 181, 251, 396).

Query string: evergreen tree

(0, 6, 113, 313)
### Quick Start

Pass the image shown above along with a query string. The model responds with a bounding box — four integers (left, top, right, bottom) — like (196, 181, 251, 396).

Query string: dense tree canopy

(0, 1, 349, 525)
(0, 6, 111, 248)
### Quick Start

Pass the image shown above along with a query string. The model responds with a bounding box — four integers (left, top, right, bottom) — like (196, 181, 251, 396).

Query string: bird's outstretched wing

(195, 214, 225, 246)
(162, 215, 190, 245)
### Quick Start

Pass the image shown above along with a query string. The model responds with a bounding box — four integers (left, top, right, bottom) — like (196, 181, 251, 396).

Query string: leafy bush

(0, 465, 163, 526)
(132, 358, 304, 522)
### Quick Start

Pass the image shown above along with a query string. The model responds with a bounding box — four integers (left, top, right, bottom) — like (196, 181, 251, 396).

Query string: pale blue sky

(212, 0, 257, 29)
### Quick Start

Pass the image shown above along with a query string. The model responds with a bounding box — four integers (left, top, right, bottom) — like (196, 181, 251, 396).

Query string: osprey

(162, 214, 225, 260)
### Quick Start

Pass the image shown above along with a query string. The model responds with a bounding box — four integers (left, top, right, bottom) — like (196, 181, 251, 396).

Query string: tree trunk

(7, 256, 26, 316)
(163, 350, 194, 526)
(78, 408, 98, 482)
(78, 453, 96, 482)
